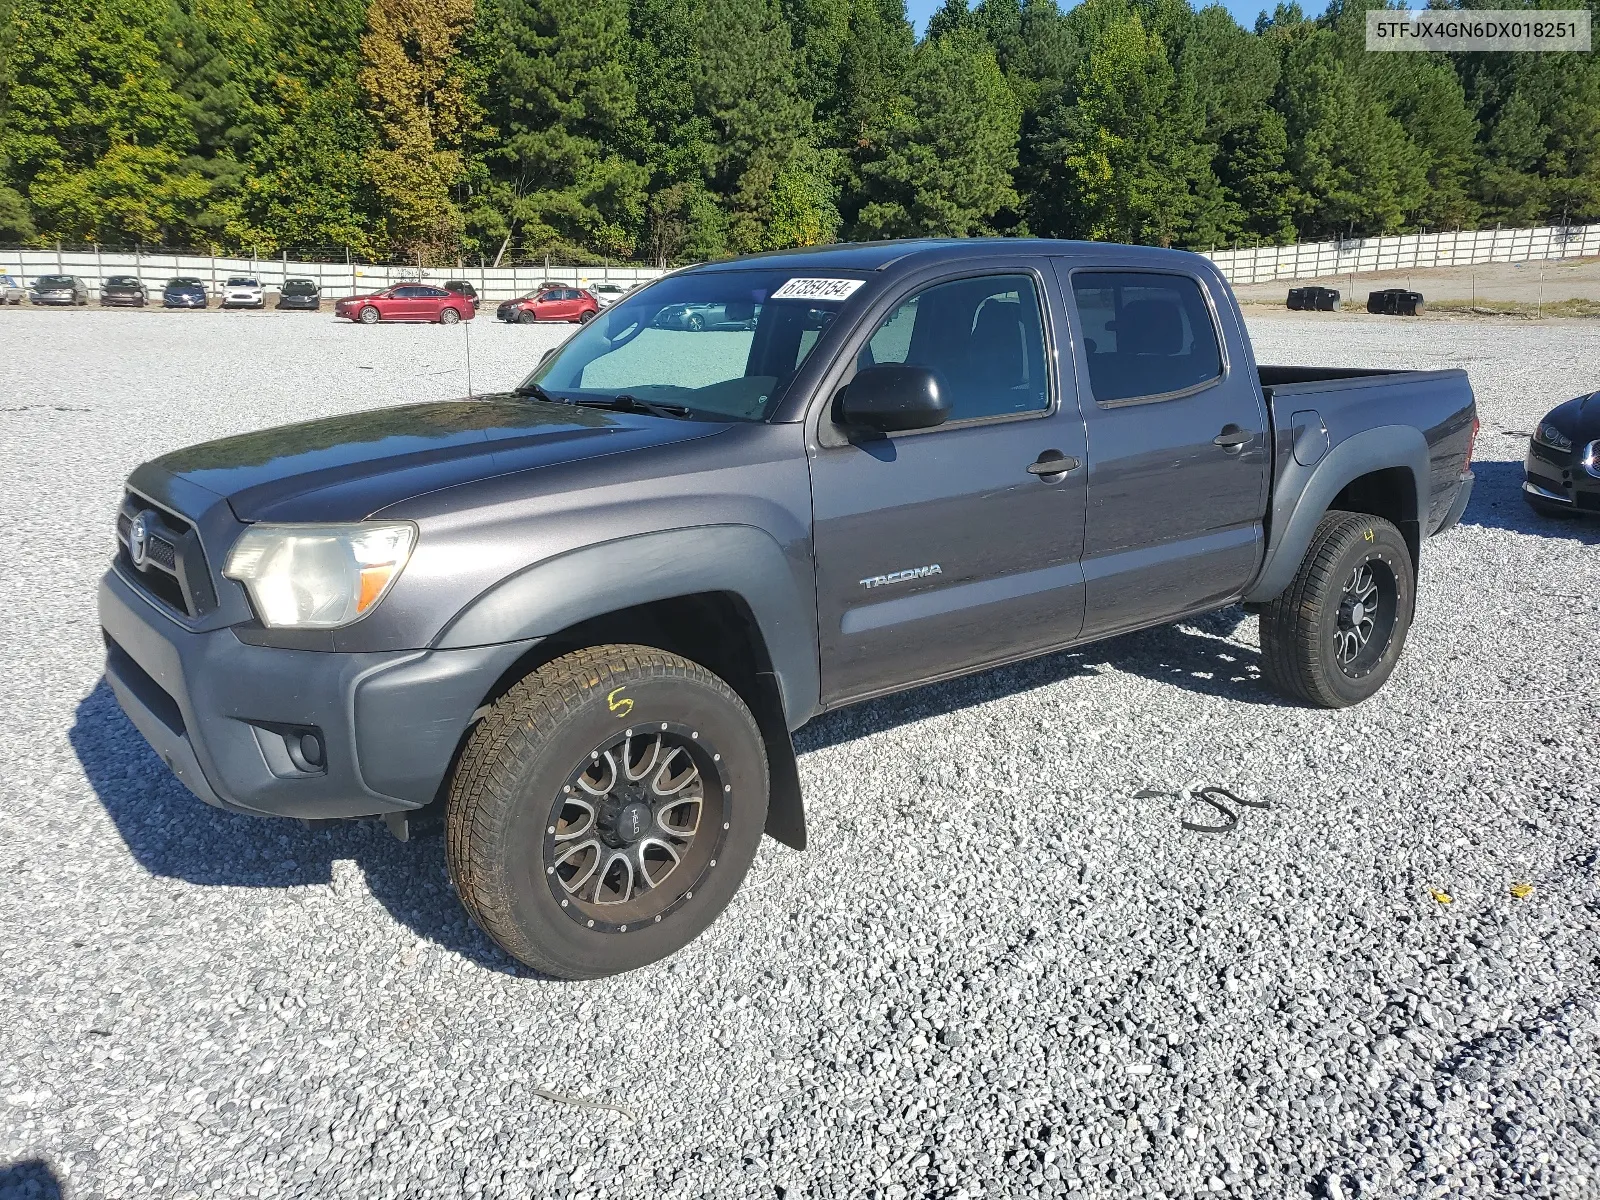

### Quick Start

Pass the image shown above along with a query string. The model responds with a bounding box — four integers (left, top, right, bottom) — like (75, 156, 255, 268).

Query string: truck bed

(1255, 364, 1477, 537)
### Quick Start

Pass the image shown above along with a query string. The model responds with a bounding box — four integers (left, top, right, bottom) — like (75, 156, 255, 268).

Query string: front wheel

(518, 309, 537, 325)
(1259, 510, 1415, 708)
(685, 313, 705, 332)
(358, 305, 380, 324)
(446, 645, 769, 979)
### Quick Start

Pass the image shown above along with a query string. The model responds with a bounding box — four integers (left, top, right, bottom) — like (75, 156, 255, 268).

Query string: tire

(518, 309, 537, 324)
(1259, 510, 1414, 709)
(439, 306, 461, 325)
(446, 645, 769, 979)
(358, 305, 380, 325)
(686, 313, 705, 332)
(577, 309, 595, 324)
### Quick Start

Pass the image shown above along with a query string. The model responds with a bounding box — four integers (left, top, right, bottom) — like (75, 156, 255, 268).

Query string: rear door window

(1070, 271, 1223, 405)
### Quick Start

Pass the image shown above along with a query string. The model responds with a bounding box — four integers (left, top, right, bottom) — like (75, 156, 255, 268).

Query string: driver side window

(856, 274, 1050, 423)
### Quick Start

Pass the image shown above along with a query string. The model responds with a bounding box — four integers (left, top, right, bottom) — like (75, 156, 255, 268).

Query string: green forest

(0, 0, 1596, 263)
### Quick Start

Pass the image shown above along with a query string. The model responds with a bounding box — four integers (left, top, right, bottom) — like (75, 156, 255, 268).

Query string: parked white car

(221, 277, 266, 309)
(0, 274, 24, 304)
(590, 283, 629, 308)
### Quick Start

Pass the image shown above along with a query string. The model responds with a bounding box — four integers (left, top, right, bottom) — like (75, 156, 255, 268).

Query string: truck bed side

(1244, 366, 1477, 603)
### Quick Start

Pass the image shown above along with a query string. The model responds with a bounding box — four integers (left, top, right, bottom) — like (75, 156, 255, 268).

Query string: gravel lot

(2, 307, 1598, 1200)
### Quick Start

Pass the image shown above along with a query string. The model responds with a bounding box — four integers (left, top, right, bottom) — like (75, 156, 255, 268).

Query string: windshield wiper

(571, 394, 695, 420)
(513, 382, 560, 403)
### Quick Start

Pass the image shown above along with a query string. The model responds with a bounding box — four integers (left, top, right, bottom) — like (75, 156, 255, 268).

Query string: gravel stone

(1, 308, 1598, 1198)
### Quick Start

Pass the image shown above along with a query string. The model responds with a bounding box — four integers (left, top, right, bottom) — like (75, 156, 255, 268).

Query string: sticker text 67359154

(770, 277, 865, 302)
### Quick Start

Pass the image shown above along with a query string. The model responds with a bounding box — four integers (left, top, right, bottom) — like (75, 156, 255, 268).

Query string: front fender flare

(1243, 425, 1428, 603)
(434, 523, 820, 728)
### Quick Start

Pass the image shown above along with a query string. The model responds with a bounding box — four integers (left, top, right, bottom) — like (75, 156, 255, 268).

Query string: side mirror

(836, 364, 950, 433)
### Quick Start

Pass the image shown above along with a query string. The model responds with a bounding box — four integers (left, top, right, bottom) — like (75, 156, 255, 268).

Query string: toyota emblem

(129, 511, 152, 568)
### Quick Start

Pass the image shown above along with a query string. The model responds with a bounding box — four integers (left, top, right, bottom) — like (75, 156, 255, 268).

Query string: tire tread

(445, 644, 754, 975)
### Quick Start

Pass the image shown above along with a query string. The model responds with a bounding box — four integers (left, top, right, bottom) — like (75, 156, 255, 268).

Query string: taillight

(1465, 416, 1480, 467)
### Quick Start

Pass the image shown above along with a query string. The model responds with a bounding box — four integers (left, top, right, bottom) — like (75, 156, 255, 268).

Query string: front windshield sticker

(771, 277, 864, 302)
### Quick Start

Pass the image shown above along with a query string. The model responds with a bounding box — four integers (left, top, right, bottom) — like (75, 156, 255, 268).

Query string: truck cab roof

(674, 238, 1212, 278)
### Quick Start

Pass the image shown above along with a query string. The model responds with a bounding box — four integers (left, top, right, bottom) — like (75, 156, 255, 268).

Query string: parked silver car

(31, 274, 90, 305)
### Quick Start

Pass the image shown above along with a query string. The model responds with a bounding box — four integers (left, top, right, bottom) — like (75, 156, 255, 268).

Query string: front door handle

(1027, 452, 1081, 477)
(1213, 425, 1252, 448)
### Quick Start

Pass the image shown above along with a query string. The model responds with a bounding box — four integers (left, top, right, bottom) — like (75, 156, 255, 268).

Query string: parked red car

(495, 286, 599, 324)
(334, 284, 476, 325)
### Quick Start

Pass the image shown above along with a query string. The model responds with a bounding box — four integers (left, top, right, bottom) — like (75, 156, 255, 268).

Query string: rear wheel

(1259, 511, 1414, 708)
(358, 305, 380, 324)
(446, 645, 769, 979)
(439, 306, 461, 325)
(577, 309, 595, 324)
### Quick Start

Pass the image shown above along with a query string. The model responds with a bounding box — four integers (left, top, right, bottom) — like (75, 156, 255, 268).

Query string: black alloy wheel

(446, 644, 769, 978)
(544, 724, 727, 933)
(1259, 510, 1415, 708)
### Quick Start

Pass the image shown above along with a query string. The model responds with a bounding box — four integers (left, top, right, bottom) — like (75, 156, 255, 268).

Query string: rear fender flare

(1244, 425, 1428, 603)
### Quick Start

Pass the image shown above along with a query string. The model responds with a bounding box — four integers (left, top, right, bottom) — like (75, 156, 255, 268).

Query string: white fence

(1207, 223, 1600, 284)
(0, 248, 668, 301)
(4, 221, 1599, 296)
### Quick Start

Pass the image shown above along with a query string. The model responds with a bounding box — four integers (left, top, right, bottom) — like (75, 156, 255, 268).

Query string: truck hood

(134, 396, 730, 523)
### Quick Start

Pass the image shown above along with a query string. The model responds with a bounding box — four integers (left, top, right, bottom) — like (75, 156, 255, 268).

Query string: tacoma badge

(860, 564, 942, 589)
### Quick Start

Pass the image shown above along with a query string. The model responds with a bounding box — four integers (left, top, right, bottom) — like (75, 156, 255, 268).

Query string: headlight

(1534, 421, 1574, 453)
(223, 523, 415, 628)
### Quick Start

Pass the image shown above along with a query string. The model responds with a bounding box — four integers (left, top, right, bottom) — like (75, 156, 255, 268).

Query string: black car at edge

(1525, 391, 1600, 517)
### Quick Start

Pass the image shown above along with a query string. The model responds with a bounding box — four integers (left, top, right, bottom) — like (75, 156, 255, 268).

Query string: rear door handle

(1213, 426, 1252, 448)
(1027, 453, 1081, 477)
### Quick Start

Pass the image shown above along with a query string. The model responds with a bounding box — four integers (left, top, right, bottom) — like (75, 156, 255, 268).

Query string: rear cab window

(1069, 271, 1223, 405)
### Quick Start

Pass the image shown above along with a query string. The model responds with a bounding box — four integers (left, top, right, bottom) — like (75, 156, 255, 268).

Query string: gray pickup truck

(100, 239, 1478, 977)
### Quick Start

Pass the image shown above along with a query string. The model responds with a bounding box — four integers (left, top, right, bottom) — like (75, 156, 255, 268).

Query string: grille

(116, 494, 217, 618)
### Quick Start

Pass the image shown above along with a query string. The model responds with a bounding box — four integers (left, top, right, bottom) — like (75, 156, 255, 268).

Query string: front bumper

(98, 567, 537, 819)
(164, 296, 207, 308)
(277, 298, 320, 309)
(221, 296, 264, 308)
(1525, 440, 1600, 514)
(31, 294, 76, 305)
(101, 294, 145, 306)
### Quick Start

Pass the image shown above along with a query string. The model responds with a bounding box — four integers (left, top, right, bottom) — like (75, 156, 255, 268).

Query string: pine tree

(1183, 3, 1295, 245)
(1, 0, 202, 244)
(693, 0, 834, 252)
(1029, 0, 1209, 245)
(485, 0, 647, 258)
(855, 27, 1020, 237)
(359, 0, 480, 262)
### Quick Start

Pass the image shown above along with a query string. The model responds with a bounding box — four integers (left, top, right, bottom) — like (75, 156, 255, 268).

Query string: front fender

(1243, 425, 1428, 603)
(432, 524, 821, 727)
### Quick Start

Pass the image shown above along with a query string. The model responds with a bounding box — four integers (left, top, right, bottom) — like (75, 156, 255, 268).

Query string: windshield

(227, 277, 259, 287)
(107, 276, 139, 286)
(282, 280, 317, 295)
(37, 276, 73, 287)
(168, 278, 201, 288)
(525, 269, 863, 422)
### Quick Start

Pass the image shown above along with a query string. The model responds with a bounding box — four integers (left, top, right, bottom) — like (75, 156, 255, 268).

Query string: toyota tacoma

(99, 239, 1479, 978)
